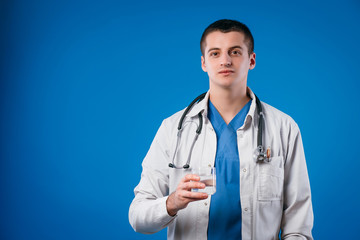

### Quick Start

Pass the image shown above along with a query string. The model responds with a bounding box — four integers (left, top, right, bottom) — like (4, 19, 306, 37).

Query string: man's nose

(220, 53, 232, 67)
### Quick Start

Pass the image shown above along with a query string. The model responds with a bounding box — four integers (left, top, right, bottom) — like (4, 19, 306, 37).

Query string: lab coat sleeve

(129, 119, 176, 234)
(281, 123, 314, 240)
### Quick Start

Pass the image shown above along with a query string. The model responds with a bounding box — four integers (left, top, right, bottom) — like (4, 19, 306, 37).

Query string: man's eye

(210, 52, 218, 57)
(231, 50, 241, 55)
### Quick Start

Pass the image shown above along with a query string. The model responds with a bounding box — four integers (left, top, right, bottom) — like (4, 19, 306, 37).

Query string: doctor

(129, 19, 313, 239)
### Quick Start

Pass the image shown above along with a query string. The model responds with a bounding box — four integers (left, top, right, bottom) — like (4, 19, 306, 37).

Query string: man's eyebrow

(207, 47, 220, 53)
(229, 45, 243, 50)
(207, 46, 243, 53)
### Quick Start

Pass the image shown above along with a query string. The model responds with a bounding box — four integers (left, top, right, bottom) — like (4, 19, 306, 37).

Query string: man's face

(201, 31, 256, 90)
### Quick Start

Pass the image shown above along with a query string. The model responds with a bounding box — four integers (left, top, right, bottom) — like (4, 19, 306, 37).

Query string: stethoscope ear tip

(168, 163, 191, 169)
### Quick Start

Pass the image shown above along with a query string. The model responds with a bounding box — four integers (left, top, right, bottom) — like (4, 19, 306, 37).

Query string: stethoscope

(168, 92, 270, 169)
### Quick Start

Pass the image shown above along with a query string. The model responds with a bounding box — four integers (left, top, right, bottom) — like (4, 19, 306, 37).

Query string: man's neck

(209, 85, 251, 125)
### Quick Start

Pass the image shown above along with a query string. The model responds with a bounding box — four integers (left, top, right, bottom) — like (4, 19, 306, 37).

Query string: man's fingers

(181, 174, 200, 183)
(167, 175, 209, 215)
(180, 181, 205, 191)
(180, 190, 208, 200)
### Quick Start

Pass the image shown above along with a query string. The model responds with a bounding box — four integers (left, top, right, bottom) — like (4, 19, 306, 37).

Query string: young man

(129, 19, 313, 239)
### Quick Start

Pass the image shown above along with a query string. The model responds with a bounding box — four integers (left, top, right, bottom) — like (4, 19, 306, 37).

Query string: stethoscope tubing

(169, 92, 268, 169)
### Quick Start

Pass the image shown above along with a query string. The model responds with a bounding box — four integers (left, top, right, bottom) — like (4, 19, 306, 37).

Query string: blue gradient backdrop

(1, 0, 359, 239)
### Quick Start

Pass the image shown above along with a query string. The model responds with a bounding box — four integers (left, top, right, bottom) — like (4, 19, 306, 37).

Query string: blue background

(1, 0, 359, 239)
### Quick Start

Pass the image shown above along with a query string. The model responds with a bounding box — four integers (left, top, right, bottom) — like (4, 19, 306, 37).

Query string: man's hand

(166, 174, 208, 216)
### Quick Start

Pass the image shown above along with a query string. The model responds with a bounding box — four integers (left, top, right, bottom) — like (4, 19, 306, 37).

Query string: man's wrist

(166, 192, 178, 217)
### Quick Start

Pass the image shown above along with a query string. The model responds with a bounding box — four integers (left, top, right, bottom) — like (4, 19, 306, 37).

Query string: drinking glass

(192, 166, 216, 195)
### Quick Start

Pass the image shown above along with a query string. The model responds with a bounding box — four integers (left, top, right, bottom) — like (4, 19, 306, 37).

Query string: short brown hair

(200, 19, 254, 56)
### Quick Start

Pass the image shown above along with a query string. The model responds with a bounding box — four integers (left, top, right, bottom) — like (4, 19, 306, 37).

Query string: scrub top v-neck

(207, 99, 252, 240)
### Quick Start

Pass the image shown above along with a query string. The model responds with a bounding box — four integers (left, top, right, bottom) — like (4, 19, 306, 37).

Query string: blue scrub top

(207, 99, 252, 240)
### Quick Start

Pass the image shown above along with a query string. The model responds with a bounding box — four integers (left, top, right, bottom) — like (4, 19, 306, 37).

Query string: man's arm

(128, 120, 208, 234)
(281, 123, 314, 239)
(128, 120, 174, 233)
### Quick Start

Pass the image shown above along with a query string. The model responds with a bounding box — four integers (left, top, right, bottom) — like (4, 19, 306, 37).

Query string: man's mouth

(219, 70, 234, 75)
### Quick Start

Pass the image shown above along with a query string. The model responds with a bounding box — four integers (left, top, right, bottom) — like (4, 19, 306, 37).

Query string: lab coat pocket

(258, 156, 284, 201)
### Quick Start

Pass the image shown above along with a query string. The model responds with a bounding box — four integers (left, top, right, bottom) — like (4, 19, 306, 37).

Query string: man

(129, 19, 313, 239)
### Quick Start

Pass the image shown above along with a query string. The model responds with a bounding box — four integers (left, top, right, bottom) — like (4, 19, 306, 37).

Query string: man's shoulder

(160, 107, 187, 129)
(261, 101, 299, 130)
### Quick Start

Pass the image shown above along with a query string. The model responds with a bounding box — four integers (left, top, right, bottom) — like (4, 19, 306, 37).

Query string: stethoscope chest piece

(254, 145, 271, 163)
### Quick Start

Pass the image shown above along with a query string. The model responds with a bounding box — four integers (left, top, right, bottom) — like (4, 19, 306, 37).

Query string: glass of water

(192, 166, 216, 195)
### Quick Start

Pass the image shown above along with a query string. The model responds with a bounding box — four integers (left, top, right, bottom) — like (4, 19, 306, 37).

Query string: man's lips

(219, 70, 234, 74)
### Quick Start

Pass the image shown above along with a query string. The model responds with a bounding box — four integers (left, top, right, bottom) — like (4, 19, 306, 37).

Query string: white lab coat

(129, 88, 313, 240)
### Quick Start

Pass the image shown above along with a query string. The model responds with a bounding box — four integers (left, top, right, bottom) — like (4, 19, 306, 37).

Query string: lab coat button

(204, 202, 208, 206)
(244, 208, 248, 211)
(243, 168, 247, 172)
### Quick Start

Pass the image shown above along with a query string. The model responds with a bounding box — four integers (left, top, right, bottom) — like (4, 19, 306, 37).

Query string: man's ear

(249, 52, 256, 70)
(201, 56, 207, 72)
